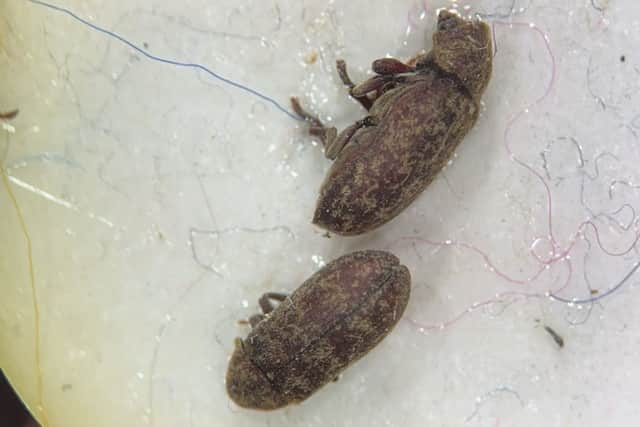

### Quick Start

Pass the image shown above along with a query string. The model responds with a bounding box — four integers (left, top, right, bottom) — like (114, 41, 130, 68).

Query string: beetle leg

(336, 59, 356, 87)
(351, 76, 389, 98)
(239, 293, 289, 328)
(290, 98, 378, 160)
(244, 293, 289, 328)
(371, 58, 415, 75)
(309, 126, 338, 150)
(291, 97, 323, 128)
(248, 314, 265, 328)
(325, 124, 358, 160)
(375, 81, 398, 99)
(336, 59, 373, 111)
(258, 292, 289, 315)
(412, 51, 434, 70)
(325, 116, 378, 160)
(291, 97, 339, 151)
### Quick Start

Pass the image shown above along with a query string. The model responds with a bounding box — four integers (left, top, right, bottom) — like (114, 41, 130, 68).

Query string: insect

(543, 325, 564, 348)
(292, 10, 493, 235)
(226, 250, 411, 410)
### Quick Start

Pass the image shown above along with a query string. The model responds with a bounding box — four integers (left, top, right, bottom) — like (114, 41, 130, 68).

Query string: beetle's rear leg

(336, 59, 373, 111)
(325, 116, 378, 160)
(291, 97, 378, 160)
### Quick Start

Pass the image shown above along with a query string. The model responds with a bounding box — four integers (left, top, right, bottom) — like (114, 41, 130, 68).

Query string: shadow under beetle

(292, 10, 493, 235)
(226, 250, 411, 410)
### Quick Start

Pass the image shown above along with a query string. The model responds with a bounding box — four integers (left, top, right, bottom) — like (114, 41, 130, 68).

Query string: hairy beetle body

(226, 250, 411, 410)
(316, 74, 478, 234)
(293, 10, 493, 235)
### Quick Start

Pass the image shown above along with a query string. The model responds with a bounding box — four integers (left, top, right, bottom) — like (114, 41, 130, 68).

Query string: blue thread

(28, 0, 303, 122)
(550, 260, 640, 305)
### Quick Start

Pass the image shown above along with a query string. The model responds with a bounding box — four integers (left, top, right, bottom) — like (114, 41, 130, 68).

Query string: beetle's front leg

(347, 57, 417, 101)
(371, 57, 416, 75)
(336, 59, 373, 111)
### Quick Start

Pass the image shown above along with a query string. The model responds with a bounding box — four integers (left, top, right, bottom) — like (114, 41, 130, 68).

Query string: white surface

(2, 0, 640, 426)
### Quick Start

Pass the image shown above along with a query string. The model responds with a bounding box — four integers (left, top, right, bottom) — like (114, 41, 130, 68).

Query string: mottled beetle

(226, 250, 411, 410)
(292, 10, 493, 235)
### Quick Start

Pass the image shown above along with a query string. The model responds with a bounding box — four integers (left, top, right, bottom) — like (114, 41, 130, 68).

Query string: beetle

(292, 10, 493, 235)
(225, 250, 411, 410)
(543, 325, 564, 348)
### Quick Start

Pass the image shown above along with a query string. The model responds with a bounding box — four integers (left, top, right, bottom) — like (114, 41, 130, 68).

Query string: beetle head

(432, 10, 492, 98)
(226, 338, 289, 410)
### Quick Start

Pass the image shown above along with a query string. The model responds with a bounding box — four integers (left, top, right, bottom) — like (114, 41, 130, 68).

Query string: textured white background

(2, 0, 640, 426)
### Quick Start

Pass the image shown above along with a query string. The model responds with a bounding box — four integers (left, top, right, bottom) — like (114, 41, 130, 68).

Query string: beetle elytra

(226, 250, 411, 410)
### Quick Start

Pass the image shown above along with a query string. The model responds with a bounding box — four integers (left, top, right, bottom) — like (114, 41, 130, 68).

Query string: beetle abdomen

(313, 74, 479, 236)
(226, 250, 411, 410)
(274, 257, 410, 400)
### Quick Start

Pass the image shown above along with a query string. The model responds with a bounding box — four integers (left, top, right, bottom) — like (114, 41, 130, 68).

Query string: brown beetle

(226, 250, 411, 410)
(292, 10, 493, 235)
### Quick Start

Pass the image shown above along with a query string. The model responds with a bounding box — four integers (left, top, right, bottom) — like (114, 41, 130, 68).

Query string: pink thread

(401, 13, 640, 331)
(397, 6, 639, 333)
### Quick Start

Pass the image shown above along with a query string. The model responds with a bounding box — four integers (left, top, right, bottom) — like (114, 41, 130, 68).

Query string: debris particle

(543, 325, 564, 348)
(0, 109, 19, 120)
(304, 50, 318, 65)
